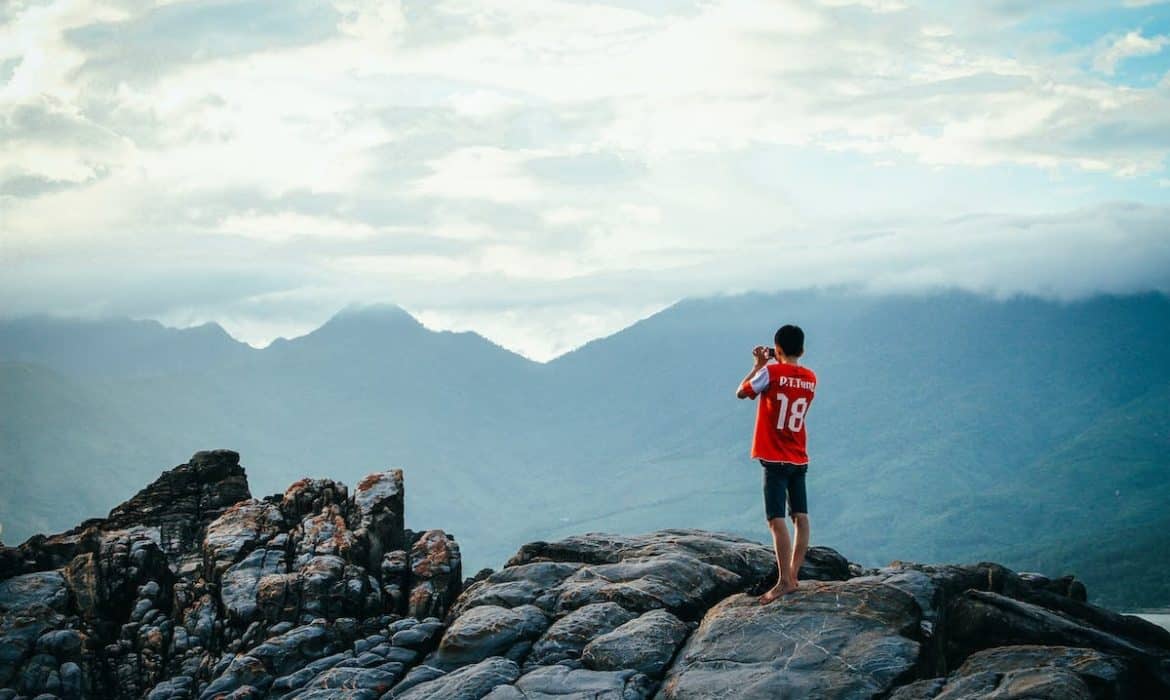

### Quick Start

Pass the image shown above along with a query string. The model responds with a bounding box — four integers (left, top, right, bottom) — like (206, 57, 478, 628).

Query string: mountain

(0, 315, 251, 379)
(3, 454, 1169, 699)
(1, 291, 1168, 608)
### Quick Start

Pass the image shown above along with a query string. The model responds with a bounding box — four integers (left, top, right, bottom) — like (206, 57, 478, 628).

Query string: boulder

(952, 645, 1134, 699)
(392, 656, 520, 699)
(485, 664, 654, 699)
(287, 664, 403, 697)
(526, 603, 637, 667)
(657, 580, 922, 699)
(947, 590, 1170, 692)
(581, 609, 689, 677)
(429, 605, 549, 670)
(450, 563, 584, 620)
(291, 506, 359, 566)
(914, 667, 1094, 699)
(506, 530, 775, 588)
(220, 547, 287, 625)
(202, 500, 285, 582)
(280, 479, 349, 524)
(105, 449, 251, 564)
(408, 530, 462, 621)
(552, 554, 741, 620)
(352, 470, 405, 571)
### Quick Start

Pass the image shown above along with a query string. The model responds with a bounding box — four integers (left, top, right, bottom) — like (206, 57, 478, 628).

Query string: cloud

(1093, 30, 1170, 75)
(2, 0, 1170, 358)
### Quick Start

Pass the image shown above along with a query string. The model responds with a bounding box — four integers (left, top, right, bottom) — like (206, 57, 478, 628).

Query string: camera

(766, 347, 776, 359)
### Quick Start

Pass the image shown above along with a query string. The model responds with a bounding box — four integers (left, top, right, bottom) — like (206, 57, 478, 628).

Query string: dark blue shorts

(760, 460, 808, 519)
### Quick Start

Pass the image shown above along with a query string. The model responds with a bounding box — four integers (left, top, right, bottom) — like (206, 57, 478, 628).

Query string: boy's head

(774, 324, 805, 358)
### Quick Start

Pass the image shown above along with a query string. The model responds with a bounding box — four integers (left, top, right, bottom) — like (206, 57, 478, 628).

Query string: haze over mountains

(2, 289, 1168, 608)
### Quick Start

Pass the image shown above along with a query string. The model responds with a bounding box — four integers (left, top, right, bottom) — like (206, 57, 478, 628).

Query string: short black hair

(774, 324, 804, 357)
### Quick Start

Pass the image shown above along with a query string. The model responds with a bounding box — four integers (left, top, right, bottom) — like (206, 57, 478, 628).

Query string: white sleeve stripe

(749, 367, 770, 395)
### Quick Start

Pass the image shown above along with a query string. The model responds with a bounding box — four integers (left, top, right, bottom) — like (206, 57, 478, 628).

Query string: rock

(581, 609, 689, 677)
(289, 664, 402, 696)
(269, 651, 349, 695)
(106, 450, 251, 564)
(0, 572, 70, 617)
(202, 501, 285, 582)
(382, 550, 410, 615)
(947, 590, 1170, 692)
(352, 471, 405, 571)
(552, 553, 740, 620)
(7, 451, 1170, 700)
(0, 572, 72, 690)
(220, 548, 287, 625)
(800, 545, 852, 581)
(526, 603, 637, 667)
(408, 530, 462, 621)
(887, 678, 947, 700)
(391, 621, 444, 653)
(450, 563, 584, 620)
(924, 667, 1094, 699)
(389, 664, 447, 696)
(290, 507, 358, 566)
(1015, 587, 1170, 652)
(392, 656, 520, 699)
(256, 554, 382, 624)
(657, 580, 922, 699)
(478, 530, 838, 623)
(280, 479, 348, 526)
(852, 561, 1032, 675)
(952, 645, 1134, 698)
(487, 664, 654, 699)
(506, 530, 775, 589)
(429, 605, 549, 670)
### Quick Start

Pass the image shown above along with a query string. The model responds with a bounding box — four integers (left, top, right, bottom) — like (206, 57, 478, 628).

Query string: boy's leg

(791, 513, 810, 579)
(769, 516, 795, 586)
(760, 463, 798, 602)
(788, 466, 810, 584)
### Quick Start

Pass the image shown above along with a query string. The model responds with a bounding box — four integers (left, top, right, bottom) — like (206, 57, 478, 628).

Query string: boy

(735, 324, 816, 604)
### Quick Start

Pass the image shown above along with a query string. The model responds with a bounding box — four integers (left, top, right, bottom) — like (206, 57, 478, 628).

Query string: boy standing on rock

(735, 324, 816, 604)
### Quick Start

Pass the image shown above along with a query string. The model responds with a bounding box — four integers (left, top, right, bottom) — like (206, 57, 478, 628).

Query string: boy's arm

(736, 346, 770, 399)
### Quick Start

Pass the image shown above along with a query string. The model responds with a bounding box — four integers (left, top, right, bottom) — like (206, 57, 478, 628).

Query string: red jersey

(740, 361, 817, 464)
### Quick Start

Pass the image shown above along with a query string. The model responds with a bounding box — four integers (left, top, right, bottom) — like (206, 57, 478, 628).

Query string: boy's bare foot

(758, 580, 799, 604)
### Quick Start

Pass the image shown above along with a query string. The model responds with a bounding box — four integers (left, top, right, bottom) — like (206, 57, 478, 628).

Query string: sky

(1, 0, 1169, 360)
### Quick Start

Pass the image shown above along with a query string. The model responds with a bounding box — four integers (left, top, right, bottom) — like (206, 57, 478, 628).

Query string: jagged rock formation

(2, 451, 1169, 699)
(0, 451, 460, 700)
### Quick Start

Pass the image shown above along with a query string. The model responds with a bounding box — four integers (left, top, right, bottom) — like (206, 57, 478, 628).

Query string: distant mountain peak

(329, 303, 421, 325)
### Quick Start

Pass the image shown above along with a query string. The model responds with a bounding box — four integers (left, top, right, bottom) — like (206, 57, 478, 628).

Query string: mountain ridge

(2, 289, 1168, 608)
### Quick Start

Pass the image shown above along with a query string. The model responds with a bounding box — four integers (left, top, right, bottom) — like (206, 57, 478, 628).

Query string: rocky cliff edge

(1, 451, 1168, 699)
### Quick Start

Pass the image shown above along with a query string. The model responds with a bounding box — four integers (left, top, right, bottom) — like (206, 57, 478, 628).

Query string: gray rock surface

(581, 609, 689, 677)
(392, 656, 519, 699)
(4, 452, 1168, 700)
(657, 580, 922, 699)
(408, 530, 462, 620)
(428, 605, 549, 670)
(526, 603, 637, 668)
(486, 664, 654, 699)
(0, 452, 456, 700)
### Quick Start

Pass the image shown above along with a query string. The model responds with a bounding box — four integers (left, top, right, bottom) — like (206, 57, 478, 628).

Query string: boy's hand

(752, 345, 769, 367)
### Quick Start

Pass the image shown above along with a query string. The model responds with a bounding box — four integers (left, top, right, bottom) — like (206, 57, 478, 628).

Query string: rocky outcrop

(0, 452, 457, 700)
(3, 451, 1169, 699)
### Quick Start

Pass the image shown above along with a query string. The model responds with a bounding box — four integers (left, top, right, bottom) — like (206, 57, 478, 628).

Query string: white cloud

(1093, 30, 1170, 75)
(2, 0, 1170, 358)
(411, 147, 545, 202)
